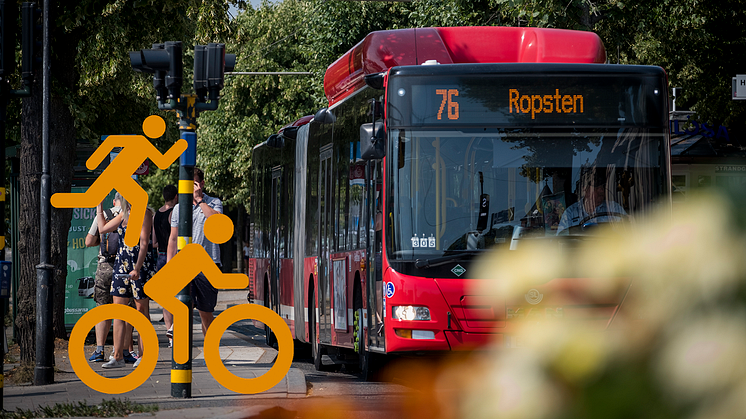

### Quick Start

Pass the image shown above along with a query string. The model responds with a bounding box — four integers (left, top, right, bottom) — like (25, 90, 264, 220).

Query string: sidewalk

(3, 290, 307, 414)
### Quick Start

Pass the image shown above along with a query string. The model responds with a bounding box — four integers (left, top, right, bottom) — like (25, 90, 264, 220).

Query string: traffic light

(150, 44, 167, 101)
(132, 41, 235, 105)
(0, 0, 18, 78)
(193, 45, 207, 102)
(130, 41, 183, 102)
(21, 2, 41, 83)
(194, 43, 235, 102)
(164, 41, 182, 100)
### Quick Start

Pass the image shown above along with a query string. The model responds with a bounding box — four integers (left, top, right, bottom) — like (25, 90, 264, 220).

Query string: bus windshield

(387, 127, 666, 260)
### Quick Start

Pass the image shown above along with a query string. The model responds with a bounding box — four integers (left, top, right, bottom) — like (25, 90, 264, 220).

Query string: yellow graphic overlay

(204, 214, 233, 244)
(69, 304, 159, 394)
(50, 116, 187, 247)
(204, 304, 294, 394)
(142, 115, 166, 138)
(64, 115, 294, 395)
(143, 214, 248, 365)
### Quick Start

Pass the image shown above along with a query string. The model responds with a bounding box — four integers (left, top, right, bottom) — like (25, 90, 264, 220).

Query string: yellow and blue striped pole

(172, 96, 197, 398)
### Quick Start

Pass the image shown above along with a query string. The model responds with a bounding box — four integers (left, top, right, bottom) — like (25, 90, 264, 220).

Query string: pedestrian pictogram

(50, 115, 187, 247)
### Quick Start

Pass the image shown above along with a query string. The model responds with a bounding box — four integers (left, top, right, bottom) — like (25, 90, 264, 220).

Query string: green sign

(64, 187, 114, 327)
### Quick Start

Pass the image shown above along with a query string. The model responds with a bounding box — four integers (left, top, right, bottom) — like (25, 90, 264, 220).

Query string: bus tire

(311, 288, 328, 371)
(355, 307, 378, 381)
(264, 287, 277, 348)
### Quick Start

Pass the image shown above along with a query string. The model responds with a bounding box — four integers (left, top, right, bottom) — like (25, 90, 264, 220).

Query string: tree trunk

(18, 76, 43, 365)
(49, 27, 79, 338)
(50, 96, 76, 339)
(17, 4, 81, 362)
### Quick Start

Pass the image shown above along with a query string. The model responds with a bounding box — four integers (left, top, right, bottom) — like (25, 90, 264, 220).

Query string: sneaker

(101, 358, 125, 369)
(88, 350, 105, 362)
(166, 328, 173, 339)
(133, 357, 141, 368)
(168, 338, 173, 348)
(123, 351, 137, 364)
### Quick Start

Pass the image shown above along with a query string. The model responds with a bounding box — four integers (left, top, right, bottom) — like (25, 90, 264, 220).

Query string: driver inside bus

(556, 167, 627, 235)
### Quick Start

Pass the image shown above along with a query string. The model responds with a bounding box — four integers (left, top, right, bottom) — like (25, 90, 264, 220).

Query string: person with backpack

(83, 193, 137, 364)
(154, 184, 177, 347)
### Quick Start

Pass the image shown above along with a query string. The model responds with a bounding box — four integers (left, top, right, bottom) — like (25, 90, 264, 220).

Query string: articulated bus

(248, 26, 670, 376)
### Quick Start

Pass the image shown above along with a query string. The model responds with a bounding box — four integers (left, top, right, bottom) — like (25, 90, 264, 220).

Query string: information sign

(734, 75, 746, 100)
(63, 187, 116, 328)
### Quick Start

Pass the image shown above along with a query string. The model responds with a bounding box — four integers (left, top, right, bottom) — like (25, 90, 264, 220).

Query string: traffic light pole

(1, 86, 6, 410)
(171, 95, 197, 398)
(130, 42, 234, 399)
(34, 0, 53, 386)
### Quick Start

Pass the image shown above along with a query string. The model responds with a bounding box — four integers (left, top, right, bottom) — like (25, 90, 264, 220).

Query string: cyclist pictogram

(68, 213, 293, 395)
(145, 213, 247, 364)
(51, 115, 187, 247)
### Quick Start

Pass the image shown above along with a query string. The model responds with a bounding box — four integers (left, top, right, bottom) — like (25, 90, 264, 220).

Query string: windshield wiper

(414, 251, 482, 269)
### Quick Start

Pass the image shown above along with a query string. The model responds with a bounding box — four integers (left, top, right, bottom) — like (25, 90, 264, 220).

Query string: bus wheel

(355, 307, 378, 381)
(311, 289, 328, 371)
(264, 287, 277, 348)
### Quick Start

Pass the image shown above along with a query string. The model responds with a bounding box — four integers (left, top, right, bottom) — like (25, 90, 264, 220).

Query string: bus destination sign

(508, 88, 584, 119)
(392, 74, 664, 128)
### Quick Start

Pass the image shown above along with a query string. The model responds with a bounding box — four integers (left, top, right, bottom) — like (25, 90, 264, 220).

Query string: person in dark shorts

(84, 193, 125, 362)
(154, 184, 177, 347)
(167, 168, 223, 336)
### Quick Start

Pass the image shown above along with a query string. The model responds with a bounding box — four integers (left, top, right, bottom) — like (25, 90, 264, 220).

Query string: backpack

(100, 208, 120, 257)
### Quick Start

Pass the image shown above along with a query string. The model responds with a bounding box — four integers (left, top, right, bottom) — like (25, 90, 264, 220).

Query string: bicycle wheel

(202, 303, 294, 394)
(68, 304, 159, 394)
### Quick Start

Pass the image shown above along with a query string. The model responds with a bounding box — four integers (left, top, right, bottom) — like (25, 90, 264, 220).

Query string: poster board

(333, 258, 347, 331)
(64, 188, 116, 328)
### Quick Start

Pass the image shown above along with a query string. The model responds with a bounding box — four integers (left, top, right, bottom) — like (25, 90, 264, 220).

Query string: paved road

(227, 315, 414, 419)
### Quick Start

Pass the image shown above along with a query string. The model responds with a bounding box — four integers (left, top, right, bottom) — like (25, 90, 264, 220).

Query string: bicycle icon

(68, 214, 293, 395)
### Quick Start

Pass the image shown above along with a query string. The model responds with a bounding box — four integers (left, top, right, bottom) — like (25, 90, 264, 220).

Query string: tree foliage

(196, 0, 744, 213)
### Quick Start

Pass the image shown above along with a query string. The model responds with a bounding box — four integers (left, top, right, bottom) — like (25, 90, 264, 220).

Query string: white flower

(655, 313, 746, 401)
(458, 350, 561, 419)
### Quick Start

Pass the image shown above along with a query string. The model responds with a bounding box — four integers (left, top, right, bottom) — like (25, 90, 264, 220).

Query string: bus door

(269, 167, 282, 316)
(317, 146, 333, 344)
(367, 160, 385, 350)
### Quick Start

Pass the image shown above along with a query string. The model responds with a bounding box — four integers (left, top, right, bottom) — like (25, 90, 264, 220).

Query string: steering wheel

(580, 211, 629, 227)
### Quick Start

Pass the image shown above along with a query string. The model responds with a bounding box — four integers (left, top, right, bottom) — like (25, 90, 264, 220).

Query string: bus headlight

(392, 306, 431, 321)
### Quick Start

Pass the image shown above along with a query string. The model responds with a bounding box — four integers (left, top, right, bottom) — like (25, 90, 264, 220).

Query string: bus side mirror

(314, 107, 336, 124)
(360, 121, 385, 160)
(282, 126, 299, 140)
(266, 134, 285, 148)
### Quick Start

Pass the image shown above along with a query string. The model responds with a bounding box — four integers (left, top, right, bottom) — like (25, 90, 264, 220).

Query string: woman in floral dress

(96, 197, 156, 369)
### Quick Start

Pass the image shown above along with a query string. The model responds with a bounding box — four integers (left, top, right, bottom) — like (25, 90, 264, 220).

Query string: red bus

(248, 26, 670, 376)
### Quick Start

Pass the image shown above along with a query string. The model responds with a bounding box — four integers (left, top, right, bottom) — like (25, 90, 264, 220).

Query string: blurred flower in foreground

(383, 190, 746, 419)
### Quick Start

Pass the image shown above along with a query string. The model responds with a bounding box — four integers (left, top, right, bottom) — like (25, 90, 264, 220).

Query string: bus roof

(324, 27, 607, 106)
